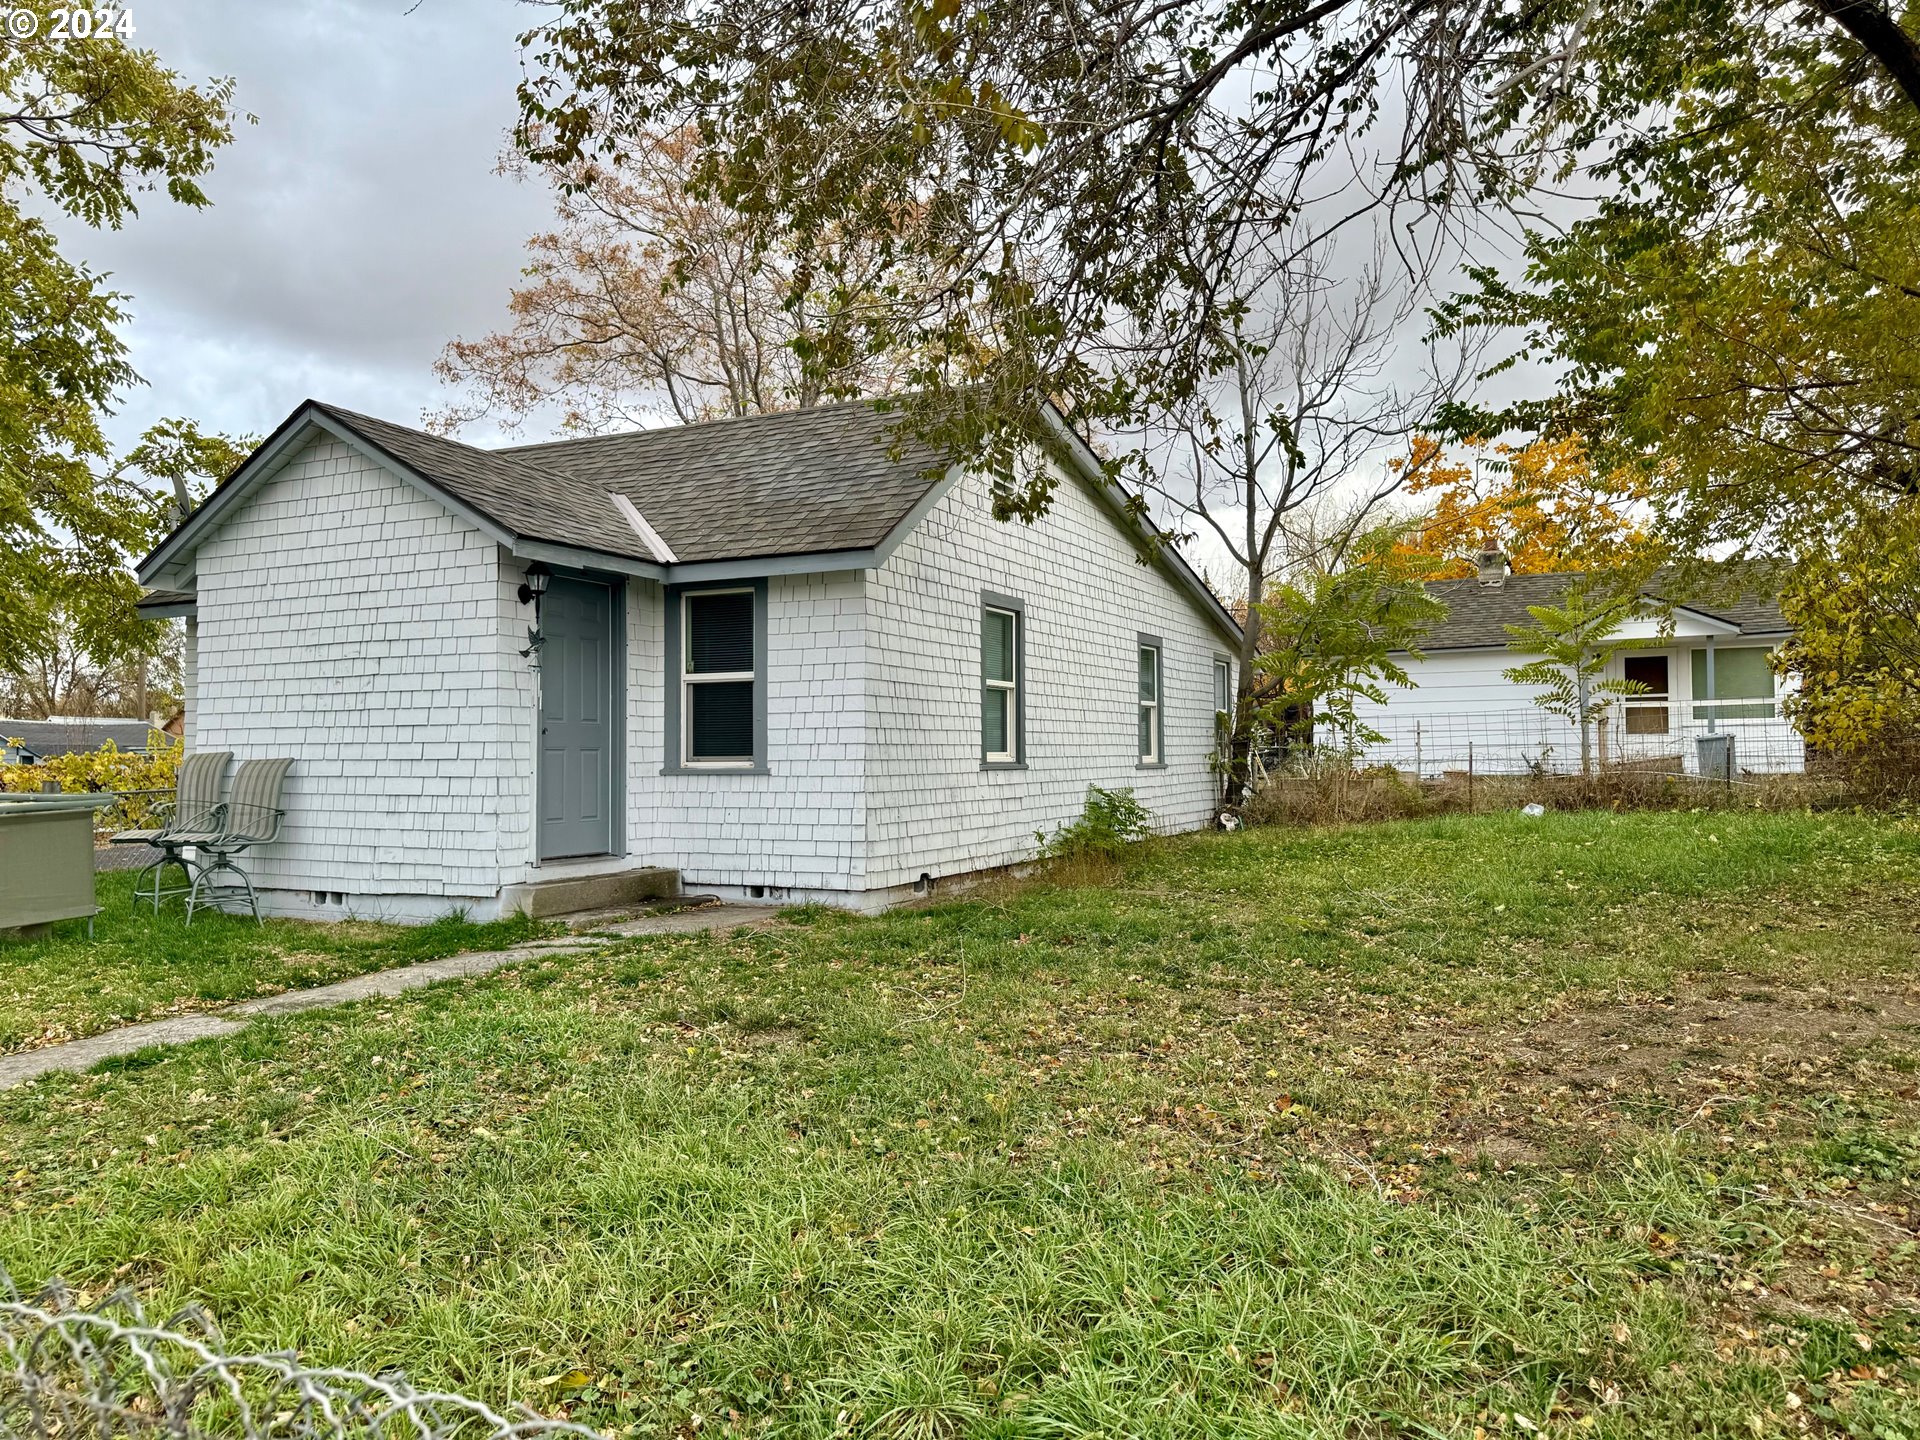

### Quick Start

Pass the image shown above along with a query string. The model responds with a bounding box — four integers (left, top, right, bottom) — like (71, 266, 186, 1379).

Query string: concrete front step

(561, 895, 722, 930)
(501, 865, 680, 919)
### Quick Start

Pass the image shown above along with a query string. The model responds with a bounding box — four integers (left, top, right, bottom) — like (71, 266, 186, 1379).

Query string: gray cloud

(59, 0, 552, 449)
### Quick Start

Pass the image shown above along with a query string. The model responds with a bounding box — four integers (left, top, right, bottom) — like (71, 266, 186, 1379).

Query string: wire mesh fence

(1344, 702, 1808, 780)
(0, 1273, 604, 1440)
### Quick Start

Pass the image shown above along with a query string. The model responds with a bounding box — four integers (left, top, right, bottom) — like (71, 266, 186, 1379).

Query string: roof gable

(139, 399, 953, 586)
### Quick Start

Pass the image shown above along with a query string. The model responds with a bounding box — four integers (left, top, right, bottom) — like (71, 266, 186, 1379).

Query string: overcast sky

(65, 2, 1548, 588)
(62, 0, 551, 454)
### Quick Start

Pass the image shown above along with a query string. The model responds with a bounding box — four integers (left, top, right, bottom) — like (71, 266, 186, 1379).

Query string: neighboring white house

(1348, 555, 1801, 777)
(134, 398, 1241, 920)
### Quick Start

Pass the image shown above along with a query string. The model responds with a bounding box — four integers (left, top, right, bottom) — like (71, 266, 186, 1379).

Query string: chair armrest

(164, 802, 227, 840)
(217, 802, 285, 846)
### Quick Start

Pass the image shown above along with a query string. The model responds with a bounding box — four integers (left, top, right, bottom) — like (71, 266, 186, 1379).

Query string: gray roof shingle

(1417, 563, 1789, 651)
(1, 718, 161, 759)
(318, 400, 944, 565)
(139, 395, 1238, 642)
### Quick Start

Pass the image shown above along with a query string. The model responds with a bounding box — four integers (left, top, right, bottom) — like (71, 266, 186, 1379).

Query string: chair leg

(186, 854, 261, 924)
(236, 864, 261, 925)
(133, 850, 193, 915)
(131, 859, 163, 914)
(185, 858, 219, 925)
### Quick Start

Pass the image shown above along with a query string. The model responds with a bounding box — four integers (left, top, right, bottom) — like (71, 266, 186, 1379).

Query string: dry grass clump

(1244, 763, 1843, 827)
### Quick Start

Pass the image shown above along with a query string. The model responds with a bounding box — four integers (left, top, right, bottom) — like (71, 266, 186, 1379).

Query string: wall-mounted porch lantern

(518, 560, 551, 662)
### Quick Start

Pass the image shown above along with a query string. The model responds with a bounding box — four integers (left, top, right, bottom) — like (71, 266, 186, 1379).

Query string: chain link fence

(0, 1274, 604, 1440)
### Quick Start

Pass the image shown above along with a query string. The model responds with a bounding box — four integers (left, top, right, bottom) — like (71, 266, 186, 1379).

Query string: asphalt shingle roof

(139, 395, 1238, 642)
(1418, 564, 1790, 651)
(318, 401, 945, 565)
(1, 718, 161, 759)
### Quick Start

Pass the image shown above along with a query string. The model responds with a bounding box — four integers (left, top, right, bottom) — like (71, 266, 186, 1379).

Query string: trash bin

(1696, 732, 1735, 781)
(0, 792, 115, 934)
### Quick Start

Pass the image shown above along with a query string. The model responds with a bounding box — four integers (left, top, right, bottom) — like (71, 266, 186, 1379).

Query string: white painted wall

(1350, 635, 1802, 775)
(188, 438, 1233, 917)
(615, 569, 872, 900)
(191, 435, 527, 919)
(863, 466, 1231, 893)
(181, 619, 197, 751)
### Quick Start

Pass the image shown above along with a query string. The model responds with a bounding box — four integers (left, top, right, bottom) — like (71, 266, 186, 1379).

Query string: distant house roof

(1416, 564, 1790, 651)
(136, 396, 1241, 643)
(1, 718, 160, 761)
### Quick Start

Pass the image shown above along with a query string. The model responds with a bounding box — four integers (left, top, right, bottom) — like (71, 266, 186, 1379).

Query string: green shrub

(1035, 785, 1155, 861)
(1, 734, 180, 832)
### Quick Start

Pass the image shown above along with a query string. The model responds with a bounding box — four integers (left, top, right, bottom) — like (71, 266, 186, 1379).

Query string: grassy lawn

(2, 809, 1920, 1437)
(0, 870, 554, 1052)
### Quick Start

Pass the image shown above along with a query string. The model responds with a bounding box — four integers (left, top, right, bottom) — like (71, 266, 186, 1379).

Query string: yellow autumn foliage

(1393, 433, 1650, 580)
(0, 735, 182, 829)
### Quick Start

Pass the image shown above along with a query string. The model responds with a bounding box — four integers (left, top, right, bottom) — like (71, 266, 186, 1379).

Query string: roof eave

(135, 596, 197, 620)
(138, 401, 533, 589)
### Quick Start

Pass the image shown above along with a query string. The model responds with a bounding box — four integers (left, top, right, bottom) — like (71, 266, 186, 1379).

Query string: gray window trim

(981, 590, 1027, 770)
(662, 577, 769, 776)
(1136, 632, 1166, 769)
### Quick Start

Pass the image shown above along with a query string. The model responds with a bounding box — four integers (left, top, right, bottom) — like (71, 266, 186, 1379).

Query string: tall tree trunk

(1224, 568, 1264, 810)
(1222, 344, 1267, 813)
(1806, 0, 1920, 116)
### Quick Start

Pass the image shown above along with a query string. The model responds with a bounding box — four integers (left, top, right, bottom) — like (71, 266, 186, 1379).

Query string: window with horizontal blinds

(682, 587, 757, 764)
(982, 603, 1020, 763)
(686, 591, 753, 674)
(690, 680, 754, 759)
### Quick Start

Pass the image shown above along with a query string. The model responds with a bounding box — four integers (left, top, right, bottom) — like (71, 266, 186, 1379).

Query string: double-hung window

(1137, 636, 1164, 765)
(681, 587, 757, 767)
(1213, 656, 1233, 750)
(981, 598, 1022, 765)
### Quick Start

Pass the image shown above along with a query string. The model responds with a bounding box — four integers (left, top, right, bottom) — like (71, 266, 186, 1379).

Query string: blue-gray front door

(539, 576, 618, 860)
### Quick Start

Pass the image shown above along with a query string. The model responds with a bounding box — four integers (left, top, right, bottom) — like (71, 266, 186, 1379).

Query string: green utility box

(0, 792, 113, 934)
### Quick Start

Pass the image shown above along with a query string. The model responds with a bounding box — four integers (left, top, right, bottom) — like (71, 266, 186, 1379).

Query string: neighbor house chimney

(1476, 543, 1508, 588)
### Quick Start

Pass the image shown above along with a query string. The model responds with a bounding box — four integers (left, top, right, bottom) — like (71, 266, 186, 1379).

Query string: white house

(134, 399, 1241, 920)
(1349, 556, 1801, 777)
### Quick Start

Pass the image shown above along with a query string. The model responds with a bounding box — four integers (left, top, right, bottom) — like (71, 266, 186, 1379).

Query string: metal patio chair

(107, 749, 231, 914)
(185, 757, 293, 926)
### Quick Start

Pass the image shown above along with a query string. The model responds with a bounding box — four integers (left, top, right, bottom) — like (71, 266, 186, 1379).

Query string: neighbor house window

(681, 587, 756, 766)
(1622, 654, 1671, 735)
(1691, 646, 1777, 720)
(981, 594, 1024, 765)
(1138, 635, 1164, 765)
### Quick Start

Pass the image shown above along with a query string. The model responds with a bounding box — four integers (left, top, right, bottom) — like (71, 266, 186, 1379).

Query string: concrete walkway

(0, 903, 782, 1091)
